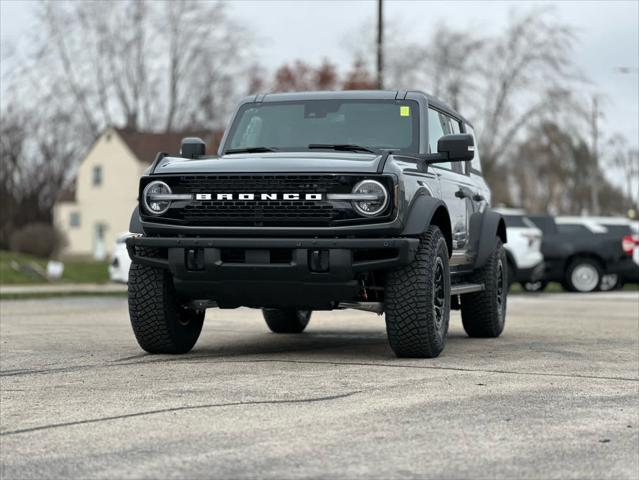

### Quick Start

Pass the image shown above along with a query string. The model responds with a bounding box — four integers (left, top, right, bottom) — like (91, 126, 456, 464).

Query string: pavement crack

(180, 358, 639, 383)
(0, 390, 360, 437)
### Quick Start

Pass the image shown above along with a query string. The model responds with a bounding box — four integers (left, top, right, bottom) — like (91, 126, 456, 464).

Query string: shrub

(9, 223, 68, 259)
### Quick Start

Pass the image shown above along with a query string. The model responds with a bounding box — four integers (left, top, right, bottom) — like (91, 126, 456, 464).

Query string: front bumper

(126, 236, 419, 308)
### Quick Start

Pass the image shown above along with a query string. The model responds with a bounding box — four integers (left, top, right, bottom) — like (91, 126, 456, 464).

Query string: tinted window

(529, 216, 558, 234)
(557, 224, 594, 235)
(428, 108, 453, 170)
(600, 224, 632, 237)
(226, 100, 419, 153)
(504, 215, 528, 228)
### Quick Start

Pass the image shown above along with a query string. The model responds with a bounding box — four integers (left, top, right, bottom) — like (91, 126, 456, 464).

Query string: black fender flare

(471, 209, 507, 269)
(129, 206, 143, 234)
(401, 195, 452, 255)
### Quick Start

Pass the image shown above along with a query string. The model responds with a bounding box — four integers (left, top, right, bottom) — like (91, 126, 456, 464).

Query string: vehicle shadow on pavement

(177, 329, 477, 362)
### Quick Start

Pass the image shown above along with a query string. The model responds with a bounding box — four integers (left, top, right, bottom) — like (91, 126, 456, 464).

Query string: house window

(92, 166, 103, 186)
(69, 211, 81, 227)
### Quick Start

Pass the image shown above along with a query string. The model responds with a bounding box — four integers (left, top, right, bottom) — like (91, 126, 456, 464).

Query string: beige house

(55, 127, 218, 259)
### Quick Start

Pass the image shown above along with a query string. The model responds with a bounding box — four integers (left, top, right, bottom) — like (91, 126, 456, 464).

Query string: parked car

(494, 208, 544, 289)
(125, 90, 509, 359)
(556, 216, 639, 289)
(108, 233, 132, 283)
(528, 215, 637, 292)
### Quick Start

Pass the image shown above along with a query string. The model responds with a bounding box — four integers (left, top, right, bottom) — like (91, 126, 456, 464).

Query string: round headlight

(143, 181, 172, 215)
(351, 179, 389, 217)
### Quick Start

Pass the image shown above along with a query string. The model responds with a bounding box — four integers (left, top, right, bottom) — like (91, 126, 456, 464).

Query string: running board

(450, 283, 484, 295)
(338, 302, 384, 314)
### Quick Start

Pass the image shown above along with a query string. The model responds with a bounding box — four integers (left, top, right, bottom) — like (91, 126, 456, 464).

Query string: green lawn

(0, 251, 110, 285)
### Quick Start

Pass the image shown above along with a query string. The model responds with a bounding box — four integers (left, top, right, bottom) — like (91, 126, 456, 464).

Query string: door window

(427, 108, 453, 171)
(466, 126, 482, 175)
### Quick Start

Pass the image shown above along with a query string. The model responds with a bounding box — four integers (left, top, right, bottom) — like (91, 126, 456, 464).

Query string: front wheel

(384, 226, 451, 358)
(262, 309, 311, 333)
(128, 253, 204, 354)
(461, 239, 507, 337)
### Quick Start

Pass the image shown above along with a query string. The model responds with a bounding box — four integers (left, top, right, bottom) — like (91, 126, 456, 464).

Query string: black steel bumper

(126, 236, 419, 308)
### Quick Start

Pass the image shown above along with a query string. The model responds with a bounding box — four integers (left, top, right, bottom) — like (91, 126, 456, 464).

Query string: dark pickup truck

(527, 215, 638, 292)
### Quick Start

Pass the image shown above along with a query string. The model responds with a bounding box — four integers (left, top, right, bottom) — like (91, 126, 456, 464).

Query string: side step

(338, 302, 384, 314)
(450, 283, 484, 295)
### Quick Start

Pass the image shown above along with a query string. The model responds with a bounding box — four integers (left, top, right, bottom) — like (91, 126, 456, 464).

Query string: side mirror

(180, 137, 206, 159)
(436, 134, 474, 162)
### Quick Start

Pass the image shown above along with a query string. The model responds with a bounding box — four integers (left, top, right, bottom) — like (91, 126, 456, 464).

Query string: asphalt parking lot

(1, 292, 638, 479)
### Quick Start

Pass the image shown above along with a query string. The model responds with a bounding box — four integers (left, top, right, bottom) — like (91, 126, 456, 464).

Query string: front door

(427, 108, 469, 256)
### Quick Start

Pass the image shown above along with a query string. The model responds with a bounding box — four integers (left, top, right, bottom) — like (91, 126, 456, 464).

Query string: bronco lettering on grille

(194, 193, 324, 201)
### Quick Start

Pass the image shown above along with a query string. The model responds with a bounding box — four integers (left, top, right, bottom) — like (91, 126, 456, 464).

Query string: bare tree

(0, 0, 254, 245)
(344, 8, 582, 205)
(475, 8, 579, 185)
(607, 135, 639, 204)
(12, 0, 253, 137)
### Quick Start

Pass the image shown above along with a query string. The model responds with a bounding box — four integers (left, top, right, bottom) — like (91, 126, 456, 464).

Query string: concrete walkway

(0, 283, 127, 295)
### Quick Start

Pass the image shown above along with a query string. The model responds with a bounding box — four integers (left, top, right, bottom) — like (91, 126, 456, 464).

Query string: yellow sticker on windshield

(400, 105, 410, 117)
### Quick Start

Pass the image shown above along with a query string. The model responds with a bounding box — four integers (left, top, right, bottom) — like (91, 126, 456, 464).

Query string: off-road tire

(563, 257, 602, 293)
(384, 226, 450, 358)
(262, 309, 311, 333)
(128, 248, 204, 354)
(461, 239, 507, 338)
(507, 259, 516, 289)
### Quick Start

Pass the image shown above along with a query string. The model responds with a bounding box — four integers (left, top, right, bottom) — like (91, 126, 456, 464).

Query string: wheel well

(566, 253, 604, 271)
(430, 206, 452, 256)
(497, 218, 507, 244)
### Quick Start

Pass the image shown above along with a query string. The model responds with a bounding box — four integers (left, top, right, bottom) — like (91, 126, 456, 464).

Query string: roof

(114, 128, 223, 163)
(57, 183, 76, 203)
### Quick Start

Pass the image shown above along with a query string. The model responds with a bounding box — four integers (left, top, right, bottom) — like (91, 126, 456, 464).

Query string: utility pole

(376, 0, 383, 90)
(590, 95, 601, 215)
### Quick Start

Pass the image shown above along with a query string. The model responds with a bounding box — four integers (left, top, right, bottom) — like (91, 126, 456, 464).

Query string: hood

(152, 151, 382, 174)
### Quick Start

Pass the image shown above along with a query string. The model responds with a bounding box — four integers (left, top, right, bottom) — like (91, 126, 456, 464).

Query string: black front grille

(141, 174, 393, 227)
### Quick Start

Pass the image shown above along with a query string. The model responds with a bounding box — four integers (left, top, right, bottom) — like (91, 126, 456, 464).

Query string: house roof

(114, 128, 224, 163)
(57, 183, 76, 203)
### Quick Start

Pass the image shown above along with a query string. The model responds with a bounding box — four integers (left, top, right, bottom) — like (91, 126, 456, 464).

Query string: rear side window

(529, 216, 558, 235)
(557, 224, 594, 235)
(504, 215, 528, 228)
(600, 225, 631, 237)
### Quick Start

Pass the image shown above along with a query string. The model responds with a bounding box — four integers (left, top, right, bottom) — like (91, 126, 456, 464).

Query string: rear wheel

(262, 309, 311, 333)
(599, 274, 621, 291)
(128, 249, 204, 354)
(461, 239, 507, 337)
(384, 226, 450, 358)
(521, 280, 548, 292)
(564, 258, 601, 293)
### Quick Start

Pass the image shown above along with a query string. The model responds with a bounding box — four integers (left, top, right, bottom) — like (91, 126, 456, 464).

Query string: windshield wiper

(308, 144, 378, 154)
(225, 147, 278, 154)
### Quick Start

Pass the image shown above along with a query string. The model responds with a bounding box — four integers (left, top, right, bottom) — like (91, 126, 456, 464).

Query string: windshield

(224, 100, 419, 154)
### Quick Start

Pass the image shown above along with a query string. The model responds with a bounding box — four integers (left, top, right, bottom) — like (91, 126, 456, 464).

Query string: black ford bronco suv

(126, 91, 507, 358)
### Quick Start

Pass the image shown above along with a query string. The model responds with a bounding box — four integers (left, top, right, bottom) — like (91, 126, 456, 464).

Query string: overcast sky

(1, 0, 638, 148)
